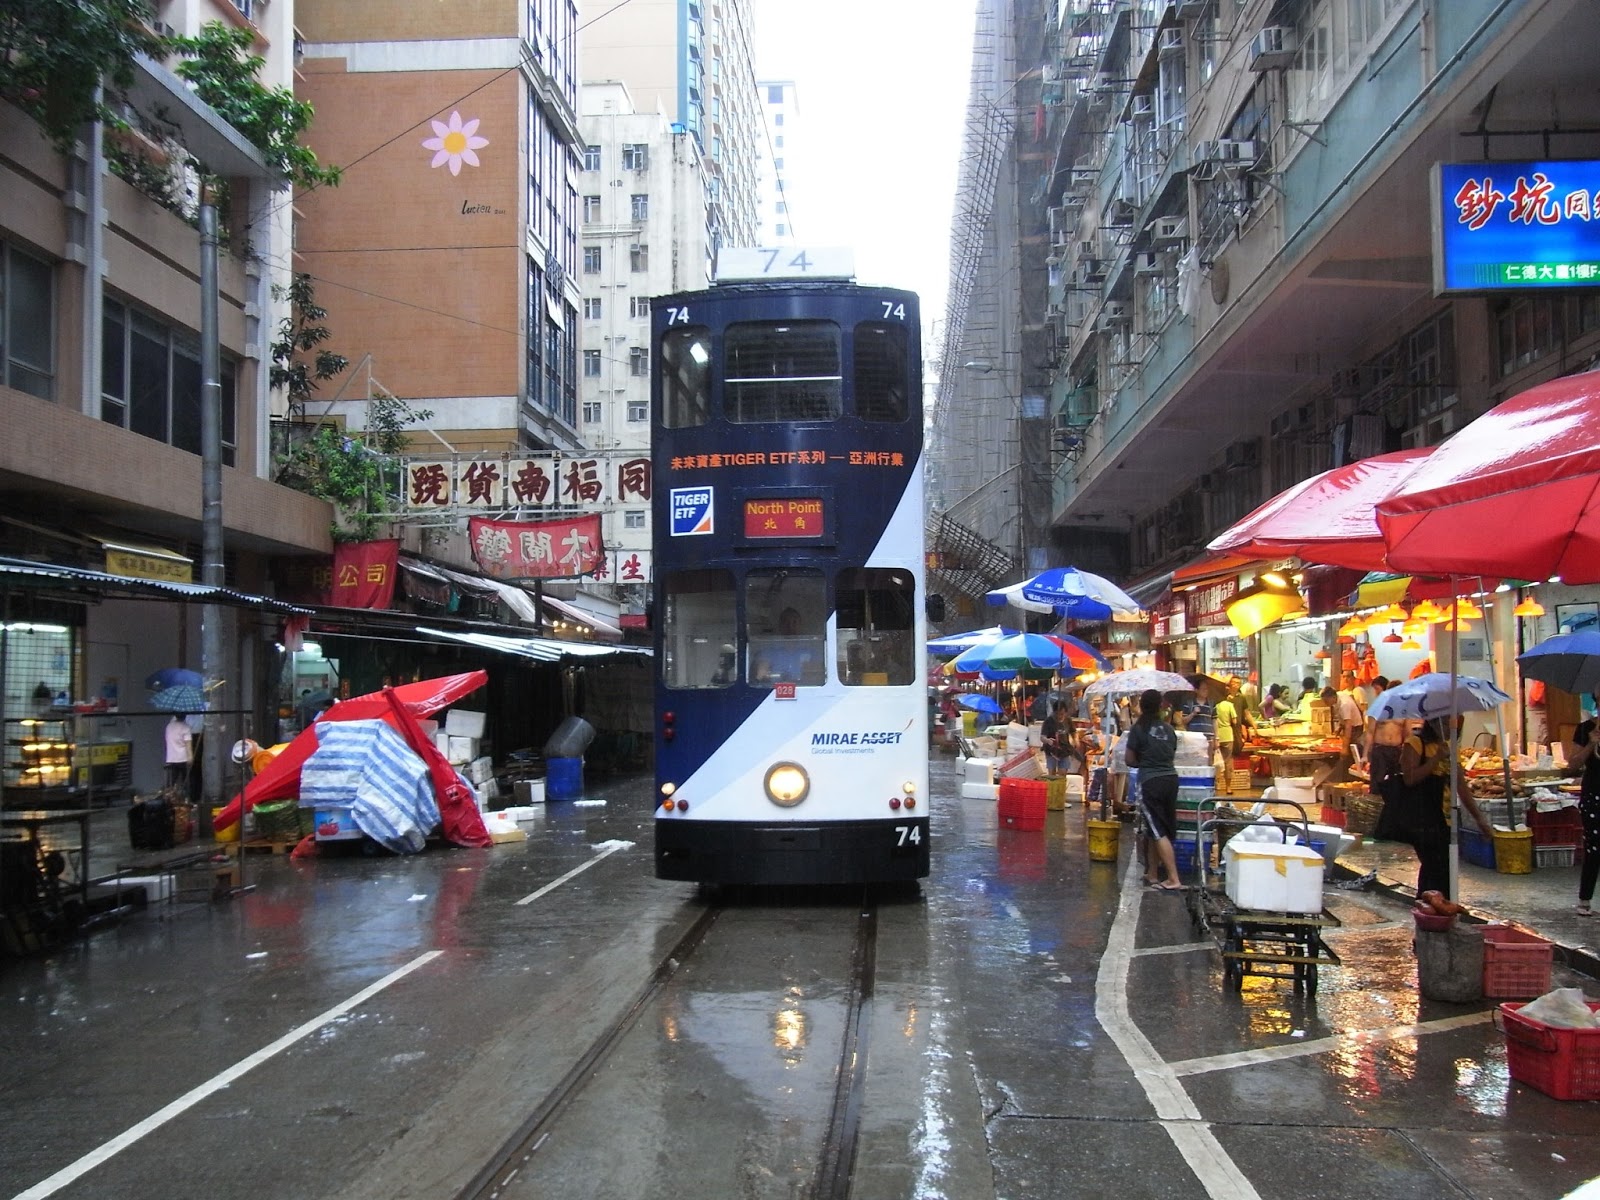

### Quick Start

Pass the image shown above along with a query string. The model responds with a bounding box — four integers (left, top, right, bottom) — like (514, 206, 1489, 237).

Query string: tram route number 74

(893, 825, 923, 852)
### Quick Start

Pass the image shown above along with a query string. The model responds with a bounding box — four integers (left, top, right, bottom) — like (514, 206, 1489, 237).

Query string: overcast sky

(750, 0, 976, 332)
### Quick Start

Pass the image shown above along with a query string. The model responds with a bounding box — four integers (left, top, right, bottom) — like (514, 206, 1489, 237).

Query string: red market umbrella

(1207, 447, 1431, 571)
(1377, 371, 1600, 583)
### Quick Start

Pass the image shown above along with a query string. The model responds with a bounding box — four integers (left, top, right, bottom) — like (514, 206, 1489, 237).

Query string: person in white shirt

(1336, 672, 1366, 755)
(163, 714, 193, 789)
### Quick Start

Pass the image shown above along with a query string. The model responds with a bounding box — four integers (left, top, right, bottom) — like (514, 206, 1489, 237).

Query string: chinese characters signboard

(469, 514, 604, 580)
(1435, 160, 1600, 292)
(330, 540, 399, 609)
(406, 455, 651, 510)
(1185, 578, 1238, 630)
(743, 497, 825, 538)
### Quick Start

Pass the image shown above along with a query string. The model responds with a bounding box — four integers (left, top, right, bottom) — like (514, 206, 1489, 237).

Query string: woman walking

(1376, 717, 1493, 899)
(1126, 688, 1183, 891)
(1564, 699, 1600, 915)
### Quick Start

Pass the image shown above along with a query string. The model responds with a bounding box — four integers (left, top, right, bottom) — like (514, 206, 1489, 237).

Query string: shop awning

(542, 595, 623, 641)
(0, 555, 311, 614)
(1171, 551, 1263, 589)
(432, 565, 542, 625)
(1354, 573, 1506, 608)
(414, 627, 649, 661)
(1123, 570, 1174, 611)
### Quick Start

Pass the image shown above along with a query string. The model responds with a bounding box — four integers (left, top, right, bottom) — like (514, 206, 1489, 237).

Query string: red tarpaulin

(1208, 448, 1432, 572)
(1378, 371, 1600, 584)
(212, 670, 487, 832)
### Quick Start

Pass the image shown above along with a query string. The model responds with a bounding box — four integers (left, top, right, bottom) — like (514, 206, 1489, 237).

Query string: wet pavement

(1, 760, 1598, 1199)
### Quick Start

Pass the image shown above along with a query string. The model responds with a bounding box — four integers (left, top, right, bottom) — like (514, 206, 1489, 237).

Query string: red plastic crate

(1497, 1001, 1600, 1100)
(998, 778, 1047, 831)
(1482, 924, 1554, 999)
(1531, 808, 1583, 846)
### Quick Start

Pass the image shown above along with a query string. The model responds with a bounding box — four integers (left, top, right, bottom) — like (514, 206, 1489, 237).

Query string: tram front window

(661, 326, 712, 428)
(725, 321, 841, 422)
(853, 321, 910, 422)
(836, 568, 915, 686)
(662, 569, 737, 688)
(746, 569, 827, 686)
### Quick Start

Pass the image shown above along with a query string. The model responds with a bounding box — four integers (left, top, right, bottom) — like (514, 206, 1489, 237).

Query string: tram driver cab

(751, 606, 826, 686)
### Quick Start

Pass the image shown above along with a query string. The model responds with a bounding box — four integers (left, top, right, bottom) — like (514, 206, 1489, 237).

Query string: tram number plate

(891, 824, 924, 856)
(773, 683, 797, 700)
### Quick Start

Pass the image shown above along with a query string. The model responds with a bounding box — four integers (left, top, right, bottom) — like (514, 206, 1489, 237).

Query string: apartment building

(930, 0, 1600, 640)
(756, 80, 798, 245)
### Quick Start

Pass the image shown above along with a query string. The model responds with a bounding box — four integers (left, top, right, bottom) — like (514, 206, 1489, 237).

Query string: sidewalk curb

(1328, 859, 1600, 982)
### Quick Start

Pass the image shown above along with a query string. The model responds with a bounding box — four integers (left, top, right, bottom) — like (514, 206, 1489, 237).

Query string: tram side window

(661, 326, 712, 428)
(836, 568, 915, 686)
(853, 321, 909, 422)
(746, 568, 827, 686)
(725, 321, 842, 422)
(663, 569, 737, 688)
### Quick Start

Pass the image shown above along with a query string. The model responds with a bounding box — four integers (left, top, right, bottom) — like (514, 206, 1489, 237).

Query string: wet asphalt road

(3, 758, 1600, 1199)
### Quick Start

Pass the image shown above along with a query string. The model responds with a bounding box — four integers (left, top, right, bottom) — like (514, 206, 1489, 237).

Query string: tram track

(456, 888, 882, 1200)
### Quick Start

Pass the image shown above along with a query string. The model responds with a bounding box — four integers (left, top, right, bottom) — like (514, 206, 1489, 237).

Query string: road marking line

(1168, 1011, 1493, 1077)
(1130, 941, 1211, 957)
(514, 842, 624, 905)
(1095, 855, 1263, 1200)
(13, 950, 444, 1200)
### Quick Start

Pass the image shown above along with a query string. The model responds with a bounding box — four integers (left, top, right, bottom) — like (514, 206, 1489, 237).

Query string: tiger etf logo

(670, 487, 714, 536)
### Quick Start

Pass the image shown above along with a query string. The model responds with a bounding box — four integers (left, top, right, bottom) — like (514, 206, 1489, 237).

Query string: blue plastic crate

(1460, 826, 1497, 869)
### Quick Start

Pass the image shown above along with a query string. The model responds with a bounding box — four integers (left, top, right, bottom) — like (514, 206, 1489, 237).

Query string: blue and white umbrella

(145, 667, 205, 692)
(954, 694, 1002, 716)
(985, 567, 1146, 622)
(1517, 630, 1600, 697)
(1367, 672, 1511, 722)
(148, 683, 209, 713)
(927, 626, 1016, 655)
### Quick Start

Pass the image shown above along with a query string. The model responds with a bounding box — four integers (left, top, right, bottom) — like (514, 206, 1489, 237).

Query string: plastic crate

(1459, 826, 1497, 869)
(1481, 924, 1554, 999)
(1497, 1001, 1600, 1100)
(1536, 844, 1578, 869)
(1531, 809, 1584, 846)
(997, 778, 1047, 831)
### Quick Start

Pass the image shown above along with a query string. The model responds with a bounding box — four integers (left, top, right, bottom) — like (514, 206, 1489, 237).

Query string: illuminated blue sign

(669, 487, 714, 536)
(1434, 160, 1600, 293)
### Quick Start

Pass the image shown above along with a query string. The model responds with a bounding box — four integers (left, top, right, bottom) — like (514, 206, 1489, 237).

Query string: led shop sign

(1433, 160, 1600, 293)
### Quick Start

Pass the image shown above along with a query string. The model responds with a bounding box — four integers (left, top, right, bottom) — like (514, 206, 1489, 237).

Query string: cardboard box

(445, 709, 487, 739)
(488, 827, 526, 844)
(1223, 841, 1325, 913)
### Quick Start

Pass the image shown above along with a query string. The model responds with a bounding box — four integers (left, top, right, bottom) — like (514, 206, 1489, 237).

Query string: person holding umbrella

(1126, 689, 1183, 890)
(1563, 699, 1600, 916)
(1375, 716, 1494, 900)
(163, 712, 193, 791)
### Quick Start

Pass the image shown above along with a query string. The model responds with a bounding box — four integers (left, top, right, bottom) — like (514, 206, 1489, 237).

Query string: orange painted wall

(296, 60, 524, 401)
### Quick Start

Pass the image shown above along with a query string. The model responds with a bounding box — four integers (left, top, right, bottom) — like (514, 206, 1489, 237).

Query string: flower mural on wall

(422, 111, 488, 176)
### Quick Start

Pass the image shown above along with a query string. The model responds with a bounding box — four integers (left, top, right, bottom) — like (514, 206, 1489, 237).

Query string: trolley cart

(1184, 798, 1341, 995)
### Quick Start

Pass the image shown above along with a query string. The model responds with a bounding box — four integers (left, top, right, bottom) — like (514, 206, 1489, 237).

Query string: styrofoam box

(514, 779, 546, 805)
(118, 874, 174, 902)
(478, 778, 499, 803)
(447, 735, 479, 764)
(445, 709, 487, 739)
(963, 758, 996, 785)
(1305, 823, 1355, 863)
(1063, 775, 1085, 797)
(313, 806, 364, 841)
(433, 731, 451, 756)
(466, 755, 494, 784)
(961, 782, 1001, 801)
(1223, 842, 1325, 913)
(417, 719, 439, 739)
(1274, 776, 1317, 806)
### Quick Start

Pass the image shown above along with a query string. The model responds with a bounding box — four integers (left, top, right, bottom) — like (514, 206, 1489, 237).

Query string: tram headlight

(763, 762, 810, 808)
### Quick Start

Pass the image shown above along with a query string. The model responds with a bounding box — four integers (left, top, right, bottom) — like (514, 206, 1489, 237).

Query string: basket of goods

(1345, 792, 1385, 837)
(1413, 890, 1465, 933)
(252, 800, 301, 841)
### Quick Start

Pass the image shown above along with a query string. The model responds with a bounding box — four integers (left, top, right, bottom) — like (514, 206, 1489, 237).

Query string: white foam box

(417, 719, 439, 739)
(433, 731, 451, 756)
(447, 735, 479, 764)
(1273, 776, 1317, 807)
(961, 781, 1000, 801)
(963, 758, 997, 785)
(466, 755, 495, 785)
(514, 779, 546, 805)
(497, 805, 543, 822)
(117, 874, 174, 902)
(1223, 841, 1326, 913)
(313, 806, 364, 841)
(445, 709, 487, 739)
(1063, 775, 1085, 798)
(477, 778, 499, 803)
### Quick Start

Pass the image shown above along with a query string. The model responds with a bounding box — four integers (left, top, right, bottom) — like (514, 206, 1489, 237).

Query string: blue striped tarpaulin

(299, 720, 442, 854)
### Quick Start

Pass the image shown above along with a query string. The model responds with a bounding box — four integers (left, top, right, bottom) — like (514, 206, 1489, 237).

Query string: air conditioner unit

(1249, 26, 1296, 71)
(1131, 93, 1155, 118)
(1225, 440, 1260, 469)
(1134, 252, 1165, 275)
(1061, 192, 1087, 209)
(1216, 138, 1259, 164)
(152, 20, 177, 37)
(1048, 206, 1069, 233)
(1158, 29, 1184, 57)
(1079, 259, 1107, 285)
(1107, 199, 1137, 227)
(1076, 239, 1097, 257)
(1052, 227, 1072, 246)
(1153, 215, 1188, 244)
(1046, 303, 1064, 318)
(1193, 140, 1220, 166)
(1176, 0, 1209, 18)
(1100, 300, 1131, 325)
(1091, 72, 1116, 93)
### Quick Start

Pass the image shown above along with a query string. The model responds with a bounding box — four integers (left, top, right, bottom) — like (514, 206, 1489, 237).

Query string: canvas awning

(542, 594, 622, 640)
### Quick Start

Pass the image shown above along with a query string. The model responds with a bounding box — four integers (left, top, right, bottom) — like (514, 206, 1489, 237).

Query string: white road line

(1168, 1011, 1493, 1077)
(1095, 855, 1263, 1200)
(1129, 941, 1212, 958)
(13, 950, 444, 1200)
(514, 842, 624, 905)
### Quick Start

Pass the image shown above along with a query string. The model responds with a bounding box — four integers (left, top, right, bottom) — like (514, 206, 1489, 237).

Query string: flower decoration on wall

(422, 111, 488, 176)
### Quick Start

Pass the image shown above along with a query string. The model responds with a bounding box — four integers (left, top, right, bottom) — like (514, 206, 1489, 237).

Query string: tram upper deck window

(661, 327, 712, 428)
(662, 568, 737, 688)
(725, 321, 841, 423)
(836, 568, 915, 686)
(746, 568, 827, 686)
(853, 322, 910, 422)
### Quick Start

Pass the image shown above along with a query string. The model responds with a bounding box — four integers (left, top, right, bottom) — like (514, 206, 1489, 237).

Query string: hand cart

(1184, 798, 1341, 995)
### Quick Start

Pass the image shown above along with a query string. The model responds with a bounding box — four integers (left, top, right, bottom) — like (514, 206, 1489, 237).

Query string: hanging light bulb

(1401, 618, 1428, 635)
(1454, 597, 1484, 619)
(1514, 596, 1545, 618)
(1439, 617, 1473, 633)
(1382, 631, 1403, 643)
(1337, 616, 1366, 638)
(1400, 637, 1422, 651)
(1411, 598, 1441, 620)
(1381, 603, 1408, 622)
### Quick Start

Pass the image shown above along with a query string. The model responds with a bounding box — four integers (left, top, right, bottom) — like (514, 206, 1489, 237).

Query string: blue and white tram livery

(651, 248, 929, 886)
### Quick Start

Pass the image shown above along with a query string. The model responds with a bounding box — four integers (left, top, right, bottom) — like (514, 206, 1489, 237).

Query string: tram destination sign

(743, 497, 825, 538)
(1433, 159, 1600, 293)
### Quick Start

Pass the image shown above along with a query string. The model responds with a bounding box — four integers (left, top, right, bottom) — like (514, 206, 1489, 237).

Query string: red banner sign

(743, 497, 825, 538)
(330, 540, 400, 609)
(468, 514, 604, 579)
(1185, 577, 1239, 629)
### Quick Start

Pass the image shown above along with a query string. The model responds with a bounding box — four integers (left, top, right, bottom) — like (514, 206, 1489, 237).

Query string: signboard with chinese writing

(1434, 160, 1600, 292)
(405, 454, 651, 511)
(1185, 578, 1238, 630)
(743, 497, 825, 538)
(104, 548, 193, 584)
(469, 514, 604, 579)
(330, 540, 399, 609)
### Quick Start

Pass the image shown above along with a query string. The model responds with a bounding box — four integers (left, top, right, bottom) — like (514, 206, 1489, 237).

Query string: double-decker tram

(651, 248, 929, 886)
